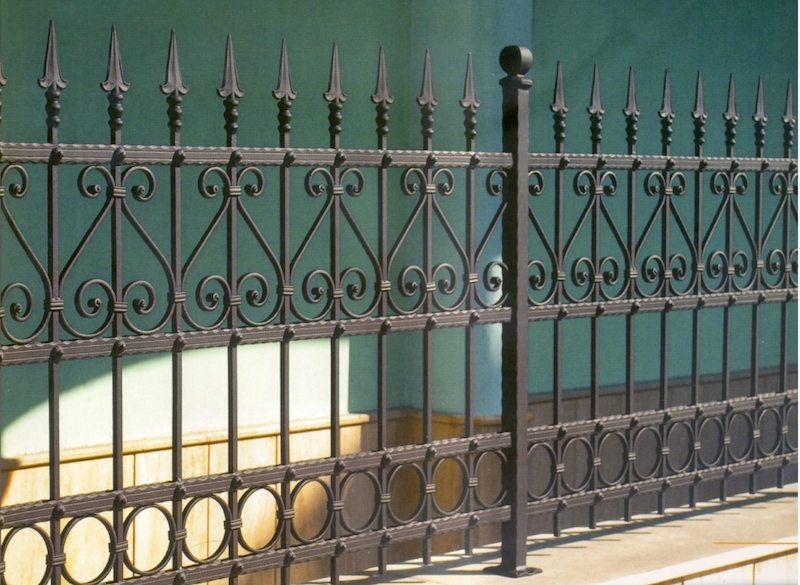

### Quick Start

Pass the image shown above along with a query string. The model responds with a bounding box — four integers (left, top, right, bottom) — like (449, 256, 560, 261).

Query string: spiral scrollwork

(642, 254, 665, 285)
(644, 170, 686, 197)
(70, 278, 116, 337)
(433, 262, 458, 295)
(2, 282, 34, 322)
(486, 169, 506, 196)
(238, 166, 265, 197)
(0, 163, 29, 198)
(121, 165, 157, 201)
(528, 259, 547, 291)
(599, 255, 620, 286)
(198, 166, 230, 199)
(574, 169, 617, 197)
(528, 169, 545, 196)
(711, 170, 748, 196)
(78, 165, 115, 198)
(571, 257, 594, 289)
(341, 267, 368, 302)
(480, 260, 507, 307)
(123, 280, 156, 316)
(301, 269, 335, 321)
(193, 274, 231, 329)
(769, 170, 797, 197)
(305, 167, 334, 198)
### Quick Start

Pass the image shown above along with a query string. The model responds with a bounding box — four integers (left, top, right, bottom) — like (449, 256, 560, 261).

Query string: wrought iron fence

(0, 23, 796, 585)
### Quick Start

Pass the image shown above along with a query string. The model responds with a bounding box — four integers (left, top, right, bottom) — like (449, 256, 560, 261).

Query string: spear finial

(587, 63, 604, 153)
(782, 79, 796, 157)
(550, 61, 568, 151)
(273, 39, 296, 147)
(101, 25, 130, 92)
(623, 67, 639, 153)
(723, 74, 738, 155)
(0, 48, 6, 87)
(161, 29, 188, 95)
(323, 42, 347, 149)
(417, 50, 438, 150)
(217, 35, 244, 99)
(460, 53, 480, 150)
(691, 71, 707, 156)
(371, 45, 393, 149)
(753, 76, 767, 156)
(658, 70, 675, 155)
(39, 20, 67, 90)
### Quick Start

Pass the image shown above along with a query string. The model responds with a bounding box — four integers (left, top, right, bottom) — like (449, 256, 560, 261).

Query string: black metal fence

(0, 24, 796, 585)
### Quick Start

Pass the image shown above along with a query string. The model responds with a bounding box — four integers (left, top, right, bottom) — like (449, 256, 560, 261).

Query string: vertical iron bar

(496, 45, 538, 577)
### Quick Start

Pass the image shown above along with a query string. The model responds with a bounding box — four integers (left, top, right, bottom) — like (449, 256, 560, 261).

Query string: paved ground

(321, 484, 797, 585)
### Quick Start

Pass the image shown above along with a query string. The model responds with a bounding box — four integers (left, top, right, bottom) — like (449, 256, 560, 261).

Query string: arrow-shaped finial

(723, 74, 738, 121)
(39, 20, 67, 90)
(371, 45, 393, 106)
(417, 49, 438, 107)
(691, 71, 707, 120)
(161, 29, 188, 95)
(753, 76, 767, 123)
(273, 38, 296, 101)
(218, 35, 244, 98)
(550, 61, 568, 115)
(101, 25, 130, 92)
(0, 48, 6, 87)
(783, 79, 796, 125)
(587, 63, 604, 116)
(460, 52, 480, 109)
(323, 42, 347, 103)
(623, 67, 639, 118)
(658, 70, 674, 120)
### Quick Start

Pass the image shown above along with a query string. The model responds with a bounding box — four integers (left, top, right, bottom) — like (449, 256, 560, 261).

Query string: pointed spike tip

(692, 71, 707, 120)
(417, 49, 438, 107)
(101, 25, 130, 92)
(550, 61, 568, 114)
(659, 70, 674, 119)
(0, 48, 7, 87)
(324, 42, 347, 102)
(587, 63, 604, 115)
(371, 45, 394, 105)
(39, 20, 67, 90)
(753, 76, 767, 123)
(460, 53, 480, 109)
(783, 79, 796, 125)
(723, 74, 738, 121)
(218, 35, 244, 98)
(273, 38, 297, 101)
(161, 29, 188, 95)
(623, 67, 639, 118)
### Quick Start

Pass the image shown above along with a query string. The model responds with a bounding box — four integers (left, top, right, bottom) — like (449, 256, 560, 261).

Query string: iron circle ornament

(431, 456, 470, 516)
(385, 463, 426, 524)
(786, 405, 798, 451)
(474, 450, 508, 508)
(339, 471, 381, 534)
(121, 503, 176, 576)
(631, 427, 662, 480)
(697, 417, 726, 468)
(597, 432, 629, 486)
(756, 408, 783, 456)
(182, 494, 231, 564)
(727, 412, 754, 462)
(60, 514, 116, 585)
(1, 524, 54, 585)
(237, 485, 284, 554)
(665, 421, 695, 474)
(290, 478, 334, 544)
(527, 442, 557, 499)
(560, 437, 594, 493)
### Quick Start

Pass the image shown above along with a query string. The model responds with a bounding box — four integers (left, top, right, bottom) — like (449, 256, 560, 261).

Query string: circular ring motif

(182, 494, 231, 564)
(757, 408, 783, 456)
(122, 504, 176, 576)
(290, 479, 334, 544)
(238, 485, 284, 553)
(632, 427, 661, 480)
(666, 422, 694, 474)
(561, 437, 594, 492)
(340, 471, 381, 534)
(698, 417, 725, 468)
(474, 450, 507, 508)
(727, 413, 754, 462)
(1, 524, 53, 585)
(431, 456, 469, 516)
(786, 405, 797, 451)
(527, 443, 557, 499)
(60, 514, 116, 585)
(386, 463, 426, 524)
(597, 432, 628, 486)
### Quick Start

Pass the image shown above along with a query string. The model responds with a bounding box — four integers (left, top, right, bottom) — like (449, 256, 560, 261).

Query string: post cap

(500, 46, 533, 77)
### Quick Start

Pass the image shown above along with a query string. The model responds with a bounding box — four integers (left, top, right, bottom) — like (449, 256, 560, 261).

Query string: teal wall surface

(0, 1, 796, 454)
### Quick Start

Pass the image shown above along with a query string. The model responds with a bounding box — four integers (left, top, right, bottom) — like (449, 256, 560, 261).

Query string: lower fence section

(0, 389, 795, 585)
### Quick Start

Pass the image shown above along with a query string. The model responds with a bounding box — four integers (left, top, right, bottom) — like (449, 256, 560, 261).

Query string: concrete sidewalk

(321, 485, 797, 585)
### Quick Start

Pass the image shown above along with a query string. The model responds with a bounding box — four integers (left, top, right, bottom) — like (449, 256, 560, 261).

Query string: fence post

(496, 45, 540, 577)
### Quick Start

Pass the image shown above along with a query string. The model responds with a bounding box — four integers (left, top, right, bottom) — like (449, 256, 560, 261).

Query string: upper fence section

(0, 24, 796, 364)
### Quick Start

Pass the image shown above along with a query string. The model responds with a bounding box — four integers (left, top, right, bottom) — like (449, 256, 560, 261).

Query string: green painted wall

(0, 1, 796, 456)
